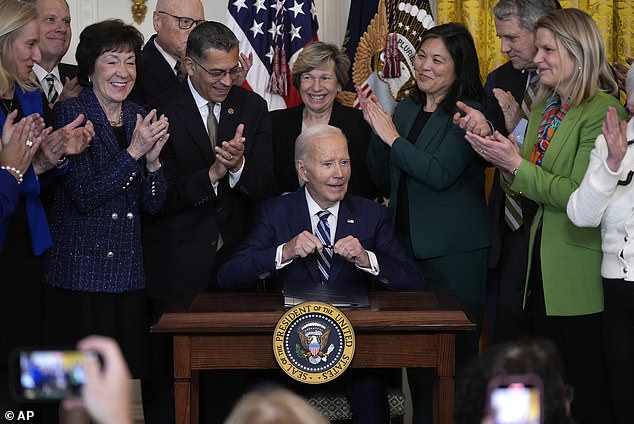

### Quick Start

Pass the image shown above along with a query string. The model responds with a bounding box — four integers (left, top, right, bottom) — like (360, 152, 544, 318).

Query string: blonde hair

(224, 387, 330, 424)
(534, 8, 618, 105)
(0, 0, 39, 95)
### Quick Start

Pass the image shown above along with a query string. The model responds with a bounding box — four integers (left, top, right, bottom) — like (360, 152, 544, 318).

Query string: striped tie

(504, 72, 539, 231)
(520, 71, 539, 119)
(45, 74, 58, 104)
(315, 210, 332, 285)
(175, 61, 185, 82)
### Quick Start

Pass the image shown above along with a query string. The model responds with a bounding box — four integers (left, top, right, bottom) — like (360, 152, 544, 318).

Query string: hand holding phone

(63, 336, 132, 424)
(13, 350, 91, 401)
(485, 373, 544, 424)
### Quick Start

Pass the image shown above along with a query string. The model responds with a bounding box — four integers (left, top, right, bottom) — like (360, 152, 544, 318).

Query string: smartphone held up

(486, 373, 544, 424)
(10, 350, 94, 401)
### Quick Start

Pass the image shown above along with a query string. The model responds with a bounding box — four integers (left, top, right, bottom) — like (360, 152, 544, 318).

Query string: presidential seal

(273, 302, 355, 384)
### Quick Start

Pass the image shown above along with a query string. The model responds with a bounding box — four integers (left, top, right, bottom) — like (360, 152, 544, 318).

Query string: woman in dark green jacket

(361, 23, 490, 424)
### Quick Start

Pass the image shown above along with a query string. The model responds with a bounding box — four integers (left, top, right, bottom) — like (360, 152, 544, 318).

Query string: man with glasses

(129, 0, 204, 106)
(141, 21, 275, 424)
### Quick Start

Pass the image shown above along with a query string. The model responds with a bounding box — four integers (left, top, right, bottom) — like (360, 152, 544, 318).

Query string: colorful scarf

(531, 93, 571, 166)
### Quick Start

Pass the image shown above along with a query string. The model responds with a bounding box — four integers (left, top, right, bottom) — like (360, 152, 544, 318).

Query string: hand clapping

(0, 111, 41, 181)
(603, 106, 628, 172)
(357, 89, 400, 146)
(127, 109, 169, 171)
(33, 113, 94, 175)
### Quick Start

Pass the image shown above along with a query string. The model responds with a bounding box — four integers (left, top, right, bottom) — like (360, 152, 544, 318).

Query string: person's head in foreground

(224, 386, 330, 424)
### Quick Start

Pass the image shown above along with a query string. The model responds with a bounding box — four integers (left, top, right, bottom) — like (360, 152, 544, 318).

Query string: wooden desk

(151, 291, 474, 424)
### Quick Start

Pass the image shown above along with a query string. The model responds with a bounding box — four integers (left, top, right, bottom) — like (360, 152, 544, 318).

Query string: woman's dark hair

(410, 23, 483, 113)
(455, 339, 574, 424)
(75, 19, 144, 87)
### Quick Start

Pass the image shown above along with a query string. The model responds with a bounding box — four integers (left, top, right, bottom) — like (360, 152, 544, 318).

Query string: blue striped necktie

(315, 210, 332, 284)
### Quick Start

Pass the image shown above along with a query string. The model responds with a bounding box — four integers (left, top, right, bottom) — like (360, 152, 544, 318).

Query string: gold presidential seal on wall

(273, 302, 355, 384)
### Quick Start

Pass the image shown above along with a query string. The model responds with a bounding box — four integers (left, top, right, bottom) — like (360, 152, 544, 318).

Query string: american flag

(226, 0, 319, 110)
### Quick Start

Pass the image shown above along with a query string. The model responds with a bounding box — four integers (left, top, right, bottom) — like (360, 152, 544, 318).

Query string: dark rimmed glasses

(190, 57, 243, 81)
(157, 11, 205, 30)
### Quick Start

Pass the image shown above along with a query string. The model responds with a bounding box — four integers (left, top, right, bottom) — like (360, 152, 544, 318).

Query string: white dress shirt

(187, 77, 245, 194)
(275, 189, 379, 275)
(33, 64, 63, 99)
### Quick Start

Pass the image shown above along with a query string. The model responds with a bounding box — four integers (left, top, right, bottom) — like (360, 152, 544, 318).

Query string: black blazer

(270, 100, 380, 199)
(142, 80, 274, 300)
(129, 34, 180, 108)
(484, 61, 531, 268)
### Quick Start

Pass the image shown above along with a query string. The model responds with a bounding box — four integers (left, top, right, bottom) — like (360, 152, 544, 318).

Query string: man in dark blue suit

(218, 124, 423, 293)
(218, 124, 424, 424)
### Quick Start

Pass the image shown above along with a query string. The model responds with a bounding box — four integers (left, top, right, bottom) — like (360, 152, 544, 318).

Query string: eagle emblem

(296, 323, 335, 364)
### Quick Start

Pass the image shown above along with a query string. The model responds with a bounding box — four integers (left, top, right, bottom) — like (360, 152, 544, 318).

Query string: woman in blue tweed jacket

(41, 20, 169, 406)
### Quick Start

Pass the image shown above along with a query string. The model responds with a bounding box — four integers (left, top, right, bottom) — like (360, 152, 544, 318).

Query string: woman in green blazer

(465, 9, 625, 423)
(362, 23, 489, 424)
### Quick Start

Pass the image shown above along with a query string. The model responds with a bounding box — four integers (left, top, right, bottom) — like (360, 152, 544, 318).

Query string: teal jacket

(506, 91, 626, 316)
(368, 97, 490, 259)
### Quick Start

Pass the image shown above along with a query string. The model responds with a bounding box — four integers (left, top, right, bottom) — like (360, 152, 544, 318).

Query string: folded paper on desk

(283, 282, 370, 307)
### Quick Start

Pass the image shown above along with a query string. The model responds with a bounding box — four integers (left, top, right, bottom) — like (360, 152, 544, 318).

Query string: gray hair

(492, 0, 560, 32)
(294, 125, 346, 162)
(186, 21, 238, 61)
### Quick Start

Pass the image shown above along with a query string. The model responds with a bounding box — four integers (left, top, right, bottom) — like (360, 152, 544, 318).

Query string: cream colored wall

(62, 0, 440, 64)
(62, 0, 352, 65)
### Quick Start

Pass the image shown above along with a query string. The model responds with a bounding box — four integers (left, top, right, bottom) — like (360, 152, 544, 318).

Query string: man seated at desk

(218, 124, 424, 424)
(218, 124, 423, 293)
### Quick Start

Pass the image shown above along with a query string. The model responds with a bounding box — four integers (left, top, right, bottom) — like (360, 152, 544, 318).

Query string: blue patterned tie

(315, 210, 332, 285)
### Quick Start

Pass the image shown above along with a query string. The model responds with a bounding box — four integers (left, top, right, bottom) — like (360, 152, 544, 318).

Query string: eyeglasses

(300, 74, 336, 84)
(157, 11, 205, 30)
(190, 57, 242, 81)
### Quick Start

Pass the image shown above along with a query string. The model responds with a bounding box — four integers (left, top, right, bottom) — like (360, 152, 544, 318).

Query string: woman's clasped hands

(464, 129, 523, 182)
(127, 109, 169, 172)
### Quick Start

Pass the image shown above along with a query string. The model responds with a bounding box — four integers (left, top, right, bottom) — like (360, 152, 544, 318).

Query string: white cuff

(355, 250, 380, 275)
(275, 243, 293, 269)
(229, 156, 246, 188)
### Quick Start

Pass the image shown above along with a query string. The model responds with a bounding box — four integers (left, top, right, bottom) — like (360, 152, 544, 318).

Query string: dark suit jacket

(43, 88, 167, 293)
(484, 62, 531, 268)
(129, 34, 180, 108)
(41, 63, 77, 124)
(217, 188, 424, 291)
(270, 101, 380, 199)
(143, 80, 274, 300)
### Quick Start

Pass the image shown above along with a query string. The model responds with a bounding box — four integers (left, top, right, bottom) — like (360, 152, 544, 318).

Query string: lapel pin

(347, 219, 354, 224)
(228, 108, 235, 115)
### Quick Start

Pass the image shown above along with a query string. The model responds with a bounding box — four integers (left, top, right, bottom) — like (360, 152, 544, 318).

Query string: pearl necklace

(109, 109, 123, 127)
